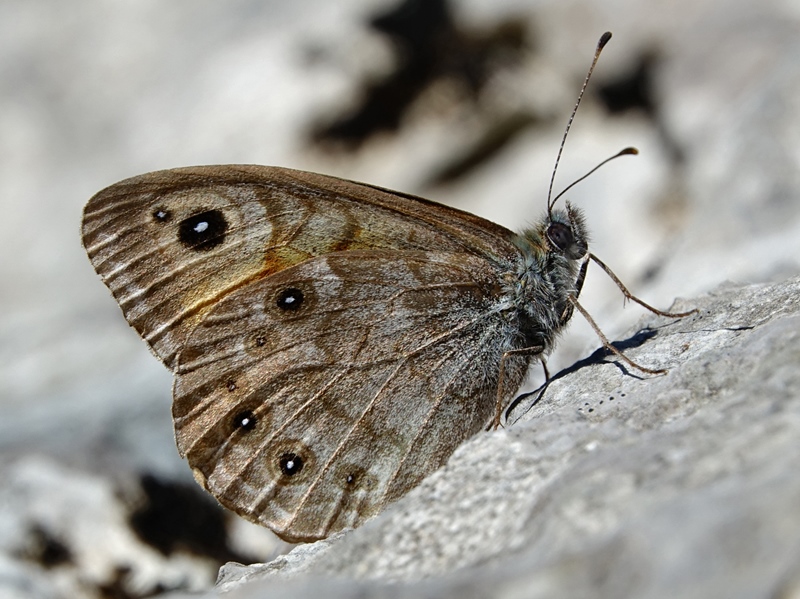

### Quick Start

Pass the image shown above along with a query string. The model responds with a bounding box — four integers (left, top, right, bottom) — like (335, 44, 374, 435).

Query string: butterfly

(81, 32, 691, 542)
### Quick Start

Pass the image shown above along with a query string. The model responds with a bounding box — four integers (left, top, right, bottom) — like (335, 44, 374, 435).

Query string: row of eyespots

(229, 408, 360, 487)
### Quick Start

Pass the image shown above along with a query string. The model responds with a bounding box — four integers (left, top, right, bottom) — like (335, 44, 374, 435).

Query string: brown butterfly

(81, 33, 691, 542)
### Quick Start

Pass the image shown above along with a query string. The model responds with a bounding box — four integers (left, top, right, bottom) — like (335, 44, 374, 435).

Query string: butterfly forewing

(172, 250, 529, 542)
(81, 166, 522, 370)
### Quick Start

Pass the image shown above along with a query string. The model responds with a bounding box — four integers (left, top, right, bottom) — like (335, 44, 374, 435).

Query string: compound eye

(547, 222, 574, 252)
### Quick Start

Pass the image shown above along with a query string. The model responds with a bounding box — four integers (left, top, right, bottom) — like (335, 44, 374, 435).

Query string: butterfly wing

(172, 250, 531, 542)
(82, 165, 521, 369)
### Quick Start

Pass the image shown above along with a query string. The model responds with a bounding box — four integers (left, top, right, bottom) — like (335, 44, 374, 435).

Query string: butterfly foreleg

(574, 255, 589, 300)
(559, 257, 590, 325)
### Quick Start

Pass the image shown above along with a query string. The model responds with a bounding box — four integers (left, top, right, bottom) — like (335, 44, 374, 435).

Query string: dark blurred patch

(129, 473, 255, 564)
(596, 50, 658, 117)
(311, 0, 530, 155)
(425, 110, 540, 187)
(596, 49, 684, 164)
(20, 525, 73, 568)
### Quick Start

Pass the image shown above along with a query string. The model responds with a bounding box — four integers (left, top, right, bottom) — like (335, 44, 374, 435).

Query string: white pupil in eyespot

(284, 296, 295, 304)
(194, 221, 209, 233)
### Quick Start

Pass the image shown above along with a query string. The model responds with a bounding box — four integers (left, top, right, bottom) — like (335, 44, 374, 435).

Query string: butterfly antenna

(547, 31, 612, 219)
(549, 146, 639, 208)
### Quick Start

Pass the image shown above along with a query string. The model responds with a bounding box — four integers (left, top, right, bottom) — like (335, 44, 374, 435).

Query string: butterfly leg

(567, 294, 668, 375)
(492, 346, 544, 429)
(574, 255, 589, 300)
(499, 357, 551, 426)
(588, 253, 696, 318)
(558, 257, 590, 324)
(539, 357, 550, 382)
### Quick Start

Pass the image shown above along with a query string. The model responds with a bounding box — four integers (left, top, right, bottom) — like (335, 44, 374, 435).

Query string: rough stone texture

(178, 277, 799, 598)
(2, 0, 800, 597)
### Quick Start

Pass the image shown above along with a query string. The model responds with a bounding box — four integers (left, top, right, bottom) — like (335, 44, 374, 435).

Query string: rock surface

(174, 277, 800, 598)
(2, 0, 800, 597)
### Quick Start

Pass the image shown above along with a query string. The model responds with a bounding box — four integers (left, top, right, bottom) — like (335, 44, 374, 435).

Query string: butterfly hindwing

(172, 250, 531, 542)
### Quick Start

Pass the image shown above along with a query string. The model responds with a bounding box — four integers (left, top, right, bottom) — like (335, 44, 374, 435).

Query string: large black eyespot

(276, 288, 304, 311)
(279, 452, 304, 477)
(233, 410, 257, 431)
(547, 222, 574, 252)
(270, 441, 315, 484)
(178, 210, 228, 251)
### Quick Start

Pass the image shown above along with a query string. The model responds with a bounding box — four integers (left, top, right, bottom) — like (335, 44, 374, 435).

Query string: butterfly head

(544, 202, 589, 261)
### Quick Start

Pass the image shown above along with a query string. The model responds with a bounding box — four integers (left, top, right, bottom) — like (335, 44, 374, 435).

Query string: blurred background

(2, 0, 798, 597)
